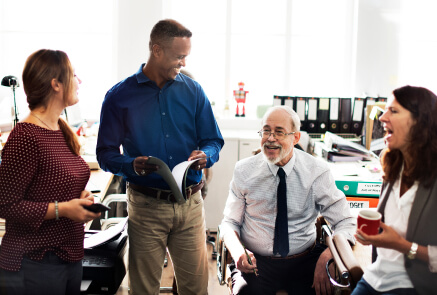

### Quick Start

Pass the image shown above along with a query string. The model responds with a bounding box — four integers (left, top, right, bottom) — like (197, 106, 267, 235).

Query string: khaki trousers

(127, 186, 208, 295)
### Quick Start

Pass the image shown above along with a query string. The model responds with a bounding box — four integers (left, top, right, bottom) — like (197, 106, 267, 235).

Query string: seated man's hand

(235, 250, 258, 275)
(133, 156, 159, 176)
(313, 248, 333, 295)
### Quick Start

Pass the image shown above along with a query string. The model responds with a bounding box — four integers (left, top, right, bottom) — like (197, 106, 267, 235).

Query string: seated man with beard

(220, 106, 355, 295)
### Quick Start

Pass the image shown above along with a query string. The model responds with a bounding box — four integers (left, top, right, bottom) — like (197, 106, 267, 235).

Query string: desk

(326, 160, 383, 210)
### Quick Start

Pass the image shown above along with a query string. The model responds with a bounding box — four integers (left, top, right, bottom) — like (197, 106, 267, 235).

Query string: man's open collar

(135, 63, 184, 85)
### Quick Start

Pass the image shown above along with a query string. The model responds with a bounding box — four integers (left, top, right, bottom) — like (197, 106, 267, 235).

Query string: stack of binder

(315, 141, 369, 162)
(272, 95, 371, 136)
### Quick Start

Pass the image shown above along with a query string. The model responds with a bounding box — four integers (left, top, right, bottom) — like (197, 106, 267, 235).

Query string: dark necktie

(273, 168, 289, 257)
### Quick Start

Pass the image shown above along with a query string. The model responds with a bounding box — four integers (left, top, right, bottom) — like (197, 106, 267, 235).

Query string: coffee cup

(357, 209, 381, 236)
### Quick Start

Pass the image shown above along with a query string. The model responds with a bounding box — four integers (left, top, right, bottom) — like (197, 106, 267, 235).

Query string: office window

(288, 1, 354, 97)
(0, 0, 114, 128)
(162, 0, 228, 112)
(162, 0, 354, 117)
(2, 0, 436, 126)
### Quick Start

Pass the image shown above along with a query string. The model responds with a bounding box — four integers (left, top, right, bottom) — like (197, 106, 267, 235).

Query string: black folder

(283, 96, 295, 110)
(351, 97, 365, 136)
(361, 97, 377, 145)
(317, 97, 330, 133)
(273, 95, 283, 106)
(328, 97, 340, 133)
(339, 98, 352, 133)
(306, 97, 319, 133)
(295, 97, 307, 131)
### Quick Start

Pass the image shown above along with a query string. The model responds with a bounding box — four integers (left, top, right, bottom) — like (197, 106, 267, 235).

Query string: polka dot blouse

(0, 123, 90, 271)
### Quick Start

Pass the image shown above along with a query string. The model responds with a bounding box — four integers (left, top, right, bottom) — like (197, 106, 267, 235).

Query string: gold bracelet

(55, 201, 59, 221)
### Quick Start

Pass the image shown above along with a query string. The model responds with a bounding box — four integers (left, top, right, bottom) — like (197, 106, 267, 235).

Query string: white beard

(262, 142, 292, 165)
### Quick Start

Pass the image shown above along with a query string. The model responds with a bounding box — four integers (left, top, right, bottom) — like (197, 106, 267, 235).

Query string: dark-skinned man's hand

(188, 150, 207, 171)
(133, 156, 159, 176)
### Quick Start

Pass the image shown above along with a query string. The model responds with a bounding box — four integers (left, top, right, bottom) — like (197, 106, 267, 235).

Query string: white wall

(115, 0, 163, 82)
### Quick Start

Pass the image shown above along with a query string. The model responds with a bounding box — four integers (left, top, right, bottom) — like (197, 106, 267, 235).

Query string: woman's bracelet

(55, 201, 59, 221)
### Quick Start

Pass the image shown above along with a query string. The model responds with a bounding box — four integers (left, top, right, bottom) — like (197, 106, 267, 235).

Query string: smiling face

(261, 109, 300, 166)
(379, 95, 415, 153)
(156, 36, 191, 82)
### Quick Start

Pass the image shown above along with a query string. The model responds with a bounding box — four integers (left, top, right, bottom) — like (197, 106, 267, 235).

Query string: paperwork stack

(321, 132, 375, 162)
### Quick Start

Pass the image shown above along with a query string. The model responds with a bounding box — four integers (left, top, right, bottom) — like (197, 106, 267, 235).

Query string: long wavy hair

(381, 85, 437, 187)
(22, 49, 80, 155)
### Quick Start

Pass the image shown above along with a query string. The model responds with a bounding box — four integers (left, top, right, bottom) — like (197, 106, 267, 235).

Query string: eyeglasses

(258, 130, 296, 140)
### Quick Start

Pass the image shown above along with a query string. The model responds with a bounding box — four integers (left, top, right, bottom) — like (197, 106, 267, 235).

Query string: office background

(0, 0, 437, 129)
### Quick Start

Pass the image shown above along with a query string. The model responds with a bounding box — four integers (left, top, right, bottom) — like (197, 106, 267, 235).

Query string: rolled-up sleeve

(221, 172, 246, 240)
(314, 170, 356, 244)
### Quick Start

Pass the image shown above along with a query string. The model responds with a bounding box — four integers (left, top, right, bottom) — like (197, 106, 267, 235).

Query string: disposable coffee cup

(357, 209, 381, 236)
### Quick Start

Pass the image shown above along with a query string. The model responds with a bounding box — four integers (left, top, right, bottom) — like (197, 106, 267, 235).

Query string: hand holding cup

(357, 209, 382, 236)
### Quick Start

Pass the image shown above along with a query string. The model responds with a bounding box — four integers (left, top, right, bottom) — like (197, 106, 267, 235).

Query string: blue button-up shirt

(96, 64, 224, 189)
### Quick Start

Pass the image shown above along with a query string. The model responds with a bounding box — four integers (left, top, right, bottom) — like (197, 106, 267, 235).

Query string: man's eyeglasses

(258, 130, 296, 140)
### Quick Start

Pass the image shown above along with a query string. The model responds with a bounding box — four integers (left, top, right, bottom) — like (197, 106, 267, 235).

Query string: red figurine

(234, 82, 248, 117)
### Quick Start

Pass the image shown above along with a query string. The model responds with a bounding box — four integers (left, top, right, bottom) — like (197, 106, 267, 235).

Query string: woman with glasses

(352, 85, 437, 295)
(0, 49, 101, 295)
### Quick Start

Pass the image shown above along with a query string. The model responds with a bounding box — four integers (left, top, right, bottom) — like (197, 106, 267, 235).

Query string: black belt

(128, 181, 204, 203)
(267, 241, 316, 260)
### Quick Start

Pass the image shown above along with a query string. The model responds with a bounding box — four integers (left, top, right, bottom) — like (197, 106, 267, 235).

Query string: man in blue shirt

(96, 19, 224, 294)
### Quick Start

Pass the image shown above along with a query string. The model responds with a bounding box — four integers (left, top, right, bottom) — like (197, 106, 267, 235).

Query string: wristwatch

(407, 242, 418, 260)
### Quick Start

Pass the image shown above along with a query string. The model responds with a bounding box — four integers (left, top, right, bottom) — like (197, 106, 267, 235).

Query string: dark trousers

(351, 278, 417, 295)
(0, 251, 82, 295)
(231, 243, 327, 295)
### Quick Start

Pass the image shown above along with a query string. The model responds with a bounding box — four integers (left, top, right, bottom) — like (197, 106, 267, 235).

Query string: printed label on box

(357, 183, 382, 195)
(348, 201, 369, 209)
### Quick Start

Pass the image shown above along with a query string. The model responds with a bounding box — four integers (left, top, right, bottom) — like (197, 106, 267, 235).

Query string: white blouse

(363, 176, 437, 291)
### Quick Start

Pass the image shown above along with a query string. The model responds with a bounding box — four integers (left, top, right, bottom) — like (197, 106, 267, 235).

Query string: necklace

(30, 112, 57, 131)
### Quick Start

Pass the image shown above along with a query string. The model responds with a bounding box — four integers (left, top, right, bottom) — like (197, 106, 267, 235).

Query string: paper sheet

(147, 157, 200, 204)
(84, 217, 128, 249)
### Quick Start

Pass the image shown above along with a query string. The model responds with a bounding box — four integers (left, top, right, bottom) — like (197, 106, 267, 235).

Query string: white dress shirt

(221, 149, 356, 256)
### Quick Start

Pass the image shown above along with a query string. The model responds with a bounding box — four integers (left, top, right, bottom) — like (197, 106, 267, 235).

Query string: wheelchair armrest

(325, 233, 363, 290)
(216, 225, 233, 291)
(333, 234, 363, 286)
(101, 194, 127, 206)
(101, 194, 127, 220)
(326, 234, 350, 288)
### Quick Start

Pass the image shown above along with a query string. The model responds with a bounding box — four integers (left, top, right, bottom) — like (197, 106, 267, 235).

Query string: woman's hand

(355, 222, 404, 251)
(58, 190, 101, 223)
